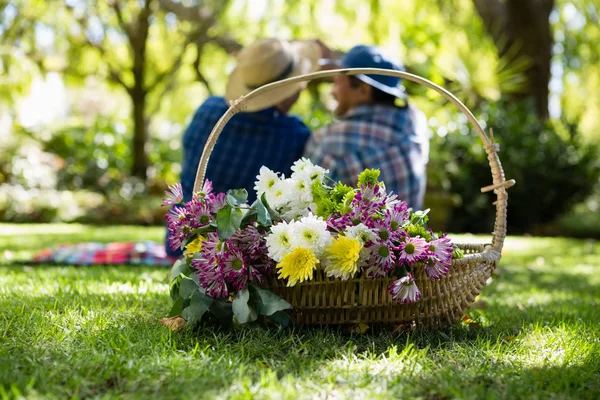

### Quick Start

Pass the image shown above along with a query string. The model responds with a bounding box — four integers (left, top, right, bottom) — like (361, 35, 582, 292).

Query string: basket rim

(192, 67, 514, 255)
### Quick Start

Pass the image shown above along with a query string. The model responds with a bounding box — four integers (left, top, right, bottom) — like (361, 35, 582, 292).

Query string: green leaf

(240, 208, 258, 227)
(249, 285, 292, 316)
(179, 277, 199, 299)
(226, 189, 248, 206)
(169, 276, 181, 300)
(216, 205, 244, 240)
(260, 192, 281, 221)
(170, 259, 190, 279)
(167, 297, 184, 317)
(268, 310, 291, 327)
(209, 298, 233, 320)
(251, 198, 272, 226)
(181, 291, 214, 326)
(232, 288, 259, 324)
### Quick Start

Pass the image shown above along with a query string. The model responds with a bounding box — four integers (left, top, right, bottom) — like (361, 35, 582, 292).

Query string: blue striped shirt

(180, 96, 311, 203)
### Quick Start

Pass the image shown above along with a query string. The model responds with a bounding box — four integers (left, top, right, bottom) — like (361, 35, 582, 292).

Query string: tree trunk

(129, 0, 152, 180)
(473, 0, 554, 119)
(131, 89, 148, 180)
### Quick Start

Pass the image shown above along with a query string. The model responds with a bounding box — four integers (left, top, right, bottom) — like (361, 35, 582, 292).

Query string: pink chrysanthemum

(386, 201, 409, 231)
(166, 206, 190, 251)
(364, 243, 396, 277)
(389, 273, 421, 303)
(428, 235, 453, 263)
(191, 257, 228, 298)
(197, 180, 213, 198)
(222, 248, 249, 291)
(397, 236, 429, 265)
(424, 257, 450, 280)
(201, 232, 225, 261)
(161, 183, 184, 206)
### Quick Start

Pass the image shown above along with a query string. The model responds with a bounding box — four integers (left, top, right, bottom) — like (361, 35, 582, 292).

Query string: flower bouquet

(163, 158, 464, 328)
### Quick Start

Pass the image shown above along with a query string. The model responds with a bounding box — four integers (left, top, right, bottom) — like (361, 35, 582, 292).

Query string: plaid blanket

(32, 241, 177, 266)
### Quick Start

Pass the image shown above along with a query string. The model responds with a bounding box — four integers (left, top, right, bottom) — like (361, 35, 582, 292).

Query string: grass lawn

(1, 223, 599, 399)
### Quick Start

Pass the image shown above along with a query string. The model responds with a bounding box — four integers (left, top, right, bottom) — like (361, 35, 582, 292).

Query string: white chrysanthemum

(290, 157, 314, 175)
(291, 158, 328, 182)
(279, 197, 311, 222)
(345, 223, 378, 245)
(286, 175, 313, 203)
(266, 179, 289, 210)
(289, 214, 332, 256)
(254, 166, 282, 197)
(266, 221, 293, 262)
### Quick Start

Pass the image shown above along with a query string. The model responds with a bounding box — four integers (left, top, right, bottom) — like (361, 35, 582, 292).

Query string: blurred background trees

(1, 0, 598, 236)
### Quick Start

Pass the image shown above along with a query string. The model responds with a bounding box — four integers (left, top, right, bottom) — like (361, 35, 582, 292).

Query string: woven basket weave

(192, 68, 514, 328)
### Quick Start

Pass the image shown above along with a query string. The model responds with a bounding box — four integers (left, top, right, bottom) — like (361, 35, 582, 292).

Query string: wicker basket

(192, 68, 515, 328)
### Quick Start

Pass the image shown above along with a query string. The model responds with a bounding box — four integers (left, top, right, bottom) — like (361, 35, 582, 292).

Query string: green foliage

(357, 168, 381, 187)
(443, 100, 600, 233)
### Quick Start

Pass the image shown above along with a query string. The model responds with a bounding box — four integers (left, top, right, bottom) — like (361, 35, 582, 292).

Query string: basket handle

(192, 68, 514, 254)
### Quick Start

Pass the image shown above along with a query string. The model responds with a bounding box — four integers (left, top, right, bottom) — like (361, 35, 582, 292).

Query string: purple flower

(428, 235, 453, 264)
(201, 232, 225, 261)
(191, 256, 228, 298)
(364, 242, 396, 277)
(425, 257, 450, 280)
(165, 206, 190, 251)
(197, 180, 213, 198)
(397, 237, 429, 265)
(188, 197, 213, 227)
(210, 192, 227, 213)
(389, 273, 421, 303)
(222, 248, 249, 291)
(386, 201, 409, 232)
(162, 183, 184, 207)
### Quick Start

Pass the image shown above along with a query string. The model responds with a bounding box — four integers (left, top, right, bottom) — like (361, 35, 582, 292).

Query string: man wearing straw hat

(168, 38, 326, 256)
(304, 45, 430, 209)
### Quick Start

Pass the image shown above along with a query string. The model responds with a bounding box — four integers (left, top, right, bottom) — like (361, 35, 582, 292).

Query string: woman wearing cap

(304, 45, 430, 210)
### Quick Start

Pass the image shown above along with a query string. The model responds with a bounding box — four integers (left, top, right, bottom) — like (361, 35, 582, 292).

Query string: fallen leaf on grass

(461, 315, 480, 329)
(159, 316, 186, 332)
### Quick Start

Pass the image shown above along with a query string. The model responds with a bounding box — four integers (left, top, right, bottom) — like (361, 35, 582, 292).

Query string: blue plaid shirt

(303, 104, 428, 209)
(180, 96, 311, 203)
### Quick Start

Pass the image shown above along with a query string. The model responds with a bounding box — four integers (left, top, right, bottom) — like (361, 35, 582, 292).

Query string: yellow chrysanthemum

(184, 236, 205, 258)
(277, 247, 319, 287)
(324, 236, 362, 280)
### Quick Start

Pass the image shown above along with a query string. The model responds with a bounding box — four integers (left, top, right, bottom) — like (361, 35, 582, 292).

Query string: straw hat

(225, 39, 321, 112)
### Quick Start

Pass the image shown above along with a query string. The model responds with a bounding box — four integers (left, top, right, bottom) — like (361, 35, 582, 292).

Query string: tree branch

(110, 1, 131, 39)
(209, 35, 242, 54)
(158, 0, 215, 24)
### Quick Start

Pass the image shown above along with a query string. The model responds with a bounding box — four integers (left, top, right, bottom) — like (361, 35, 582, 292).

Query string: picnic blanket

(32, 241, 177, 266)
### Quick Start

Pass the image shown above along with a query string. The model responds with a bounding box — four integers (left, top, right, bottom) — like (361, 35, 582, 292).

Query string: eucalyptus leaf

(179, 277, 199, 299)
(167, 297, 184, 317)
(268, 310, 292, 327)
(260, 192, 281, 221)
(226, 189, 248, 206)
(216, 205, 244, 240)
(240, 208, 258, 227)
(169, 276, 181, 300)
(252, 198, 272, 227)
(232, 288, 258, 324)
(249, 285, 292, 316)
(209, 298, 234, 320)
(181, 291, 213, 326)
(170, 259, 190, 279)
